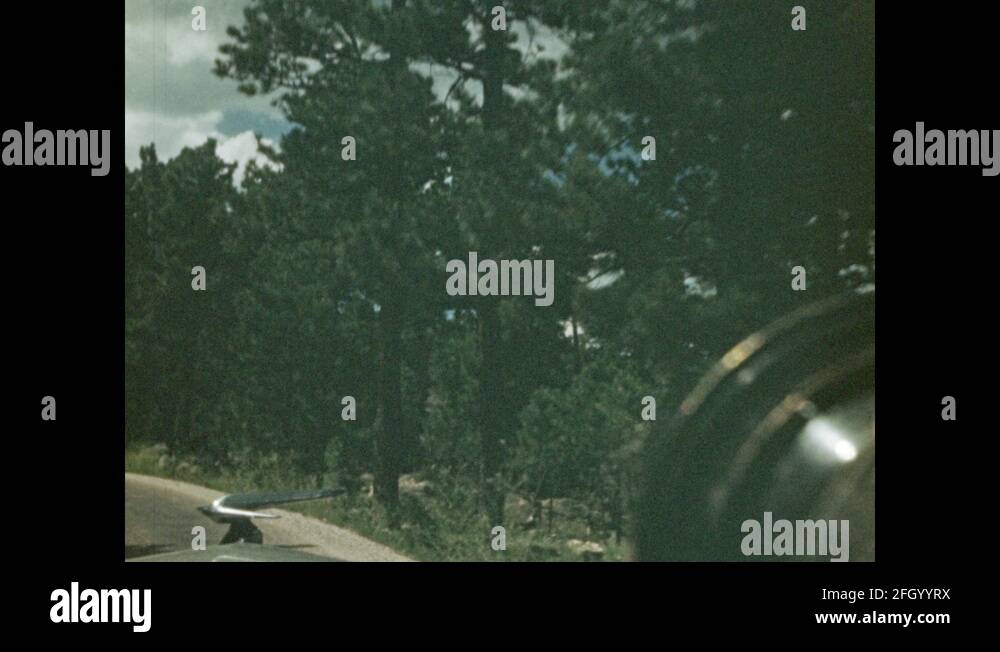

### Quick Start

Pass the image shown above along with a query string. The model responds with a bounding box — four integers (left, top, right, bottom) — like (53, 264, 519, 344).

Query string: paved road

(125, 473, 411, 561)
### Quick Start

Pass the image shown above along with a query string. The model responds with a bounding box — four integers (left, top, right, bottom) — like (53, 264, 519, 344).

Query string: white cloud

(166, 28, 222, 66)
(215, 131, 280, 186)
(124, 109, 277, 186)
(124, 108, 224, 166)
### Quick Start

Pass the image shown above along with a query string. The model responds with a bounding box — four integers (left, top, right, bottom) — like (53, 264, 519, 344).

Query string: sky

(125, 0, 287, 180)
(124, 0, 568, 182)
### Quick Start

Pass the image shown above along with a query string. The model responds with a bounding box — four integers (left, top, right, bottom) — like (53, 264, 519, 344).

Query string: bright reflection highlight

(802, 417, 858, 464)
(833, 439, 858, 462)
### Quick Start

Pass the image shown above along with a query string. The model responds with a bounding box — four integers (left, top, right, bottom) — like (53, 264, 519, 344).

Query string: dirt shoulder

(125, 472, 412, 562)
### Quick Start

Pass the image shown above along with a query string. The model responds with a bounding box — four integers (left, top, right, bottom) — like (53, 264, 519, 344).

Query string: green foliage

(125, 1, 874, 559)
(512, 354, 649, 535)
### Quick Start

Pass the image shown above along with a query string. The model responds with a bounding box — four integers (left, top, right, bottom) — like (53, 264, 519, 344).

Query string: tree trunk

(403, 328, 433, 471)
(478, 300, 505, 526)
(375, 14, 408, 515)
(570, 295, 582, 373)
(375, 298, 402, 512)
(477, 16, 507, 528)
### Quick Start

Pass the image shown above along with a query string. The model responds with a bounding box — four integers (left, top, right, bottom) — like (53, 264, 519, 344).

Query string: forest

(124, 0, 874, 560)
